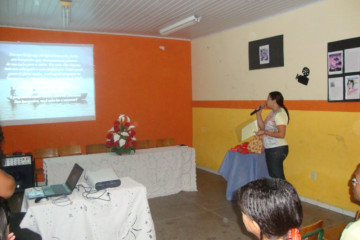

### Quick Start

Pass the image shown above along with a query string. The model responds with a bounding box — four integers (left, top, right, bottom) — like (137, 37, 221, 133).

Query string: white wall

(192, 0, 360, 101)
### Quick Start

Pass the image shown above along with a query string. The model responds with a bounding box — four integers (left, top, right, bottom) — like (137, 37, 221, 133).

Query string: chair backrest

(86, 144, 109, 154)
(300, 220, 324, 240)
(136, 139, 154, 150)
(59, 145, 82, 156)
(33, 148, 59, 159)
(156, 138, 175, 147)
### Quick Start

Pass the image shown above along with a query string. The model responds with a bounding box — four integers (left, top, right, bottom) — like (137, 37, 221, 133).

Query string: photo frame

(249, 35, 284, 70)
(328, 51, 343, 75)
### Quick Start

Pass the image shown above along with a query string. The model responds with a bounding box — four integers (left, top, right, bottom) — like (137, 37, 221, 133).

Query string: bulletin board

(249, 35, 284, 70)
(328, 37, 360, 102)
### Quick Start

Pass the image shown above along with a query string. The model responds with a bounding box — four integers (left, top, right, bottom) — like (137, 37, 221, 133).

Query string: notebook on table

(41, 163, 84, 197)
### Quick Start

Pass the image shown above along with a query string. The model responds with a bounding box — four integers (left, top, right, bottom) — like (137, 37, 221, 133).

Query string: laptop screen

(65, 163, 84, 190)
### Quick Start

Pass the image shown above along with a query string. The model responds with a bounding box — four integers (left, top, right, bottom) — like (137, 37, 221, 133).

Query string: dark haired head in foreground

(238, 178, 303, 240)
(0, 197, 14, 240)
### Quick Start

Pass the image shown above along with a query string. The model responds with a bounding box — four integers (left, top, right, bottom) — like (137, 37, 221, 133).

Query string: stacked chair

(156, 138, 175, 147)
(32, 147, 59, 186)
(85, 144, 109, 154)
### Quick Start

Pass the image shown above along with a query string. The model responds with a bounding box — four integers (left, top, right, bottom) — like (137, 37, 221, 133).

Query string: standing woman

(256, 91, 289, 179)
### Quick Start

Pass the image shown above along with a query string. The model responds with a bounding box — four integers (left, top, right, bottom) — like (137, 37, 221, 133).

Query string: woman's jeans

(265, 145, 289, 180)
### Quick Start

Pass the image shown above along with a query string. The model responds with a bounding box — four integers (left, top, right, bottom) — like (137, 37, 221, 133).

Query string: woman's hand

(255, 130, 265, 137)
(8, 232, 15, 240)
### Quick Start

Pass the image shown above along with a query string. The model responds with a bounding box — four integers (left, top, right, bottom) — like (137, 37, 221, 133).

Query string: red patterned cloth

(286, 228, 301, 240)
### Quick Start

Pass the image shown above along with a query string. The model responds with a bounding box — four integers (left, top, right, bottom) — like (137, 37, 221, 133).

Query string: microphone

(250, 104, 265, 115)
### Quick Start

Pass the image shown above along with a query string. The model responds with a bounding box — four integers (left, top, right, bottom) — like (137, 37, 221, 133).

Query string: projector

(86, 168, 121, 190)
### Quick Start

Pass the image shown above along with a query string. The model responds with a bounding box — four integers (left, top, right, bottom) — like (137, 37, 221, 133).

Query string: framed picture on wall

(328, 51, 343, 75)
(345, 75, 360, 100)
(259, 45, 270, 64)
(344, 47, 360, 73)
(328, 77, 343, 101)
(249, 35, 284, 70)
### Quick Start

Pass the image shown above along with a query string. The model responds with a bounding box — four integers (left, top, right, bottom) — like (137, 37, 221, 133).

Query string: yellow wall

(192, 0, 360, 212)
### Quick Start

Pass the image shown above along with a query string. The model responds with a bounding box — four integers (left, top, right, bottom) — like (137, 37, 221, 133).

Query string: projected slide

(0, 42, 95, 126)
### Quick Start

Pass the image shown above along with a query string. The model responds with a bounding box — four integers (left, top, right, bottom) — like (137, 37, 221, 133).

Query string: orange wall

(0, 27, 192, 154)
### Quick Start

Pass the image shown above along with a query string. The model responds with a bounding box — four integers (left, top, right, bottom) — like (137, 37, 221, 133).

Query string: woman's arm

(0, 170, 16, 199)
(256, 110, 265, 130)
(259, 125, 286, 138)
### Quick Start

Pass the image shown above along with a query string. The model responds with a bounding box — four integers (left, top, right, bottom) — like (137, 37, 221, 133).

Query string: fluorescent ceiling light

(160, 15, 201, 36)
(60, 0, 72, 28)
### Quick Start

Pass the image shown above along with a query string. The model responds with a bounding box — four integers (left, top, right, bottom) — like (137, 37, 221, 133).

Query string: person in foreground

(256, 91, 290, 179)
(0, 126, 16, 199)
(0, 198, 15, 240)
(238, 178, 303, 240)
(340, 163, 360, 240)
(0, 127, 16, 240)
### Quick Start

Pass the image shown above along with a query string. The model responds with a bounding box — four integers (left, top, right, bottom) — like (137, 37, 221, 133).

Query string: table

(218, 151, 270, 201)
(44, 146, 197, 199)
(20, 177, 155, 240)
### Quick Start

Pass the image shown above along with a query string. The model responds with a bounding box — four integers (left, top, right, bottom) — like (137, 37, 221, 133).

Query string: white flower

(119, 139, 126, 147)
(108, 127, 114, 132)
(132, 137, 136, 141)
(121, 132, 129, 137)
(118, 114, 125, 121)
(128, 125, 135, 130)
(113, 133, 120, 142)
(118, 114, 130, 123)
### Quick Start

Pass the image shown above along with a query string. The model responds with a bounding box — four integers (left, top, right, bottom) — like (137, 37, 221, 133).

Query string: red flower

(114, 126, 120, 132)
(114, 120, 120, 127)
(124, 122, 130, 127)
(106, 132, 113, 139)
(124, 142, 130, 148)
(128, 130, 136, 137)
(106, 140, 114, 147)
(132, 141, 137, 147)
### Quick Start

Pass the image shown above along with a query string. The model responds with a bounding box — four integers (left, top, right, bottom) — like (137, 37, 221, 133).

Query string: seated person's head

(0, 198, 10, 240)
(238, 178, 303, 240)
(353, 163, 360, 202)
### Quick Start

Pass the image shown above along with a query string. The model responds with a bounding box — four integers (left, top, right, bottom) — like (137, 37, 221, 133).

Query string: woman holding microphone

(255, 91, 289, 180)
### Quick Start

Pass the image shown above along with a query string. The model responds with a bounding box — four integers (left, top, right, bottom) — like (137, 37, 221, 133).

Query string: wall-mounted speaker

(1, 155, 34, 192)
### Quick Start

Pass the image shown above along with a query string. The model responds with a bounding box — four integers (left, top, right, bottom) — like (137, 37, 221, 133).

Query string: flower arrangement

(106, 114, 137, 155)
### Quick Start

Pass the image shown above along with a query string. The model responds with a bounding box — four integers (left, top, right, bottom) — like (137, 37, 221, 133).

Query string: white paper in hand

(241, 120, 258, 141)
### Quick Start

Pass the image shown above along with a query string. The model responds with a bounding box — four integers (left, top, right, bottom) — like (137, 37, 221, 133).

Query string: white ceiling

(0, 0, 323, 40)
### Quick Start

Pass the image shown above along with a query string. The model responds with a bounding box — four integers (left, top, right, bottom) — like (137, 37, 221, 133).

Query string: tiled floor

(8, 168, 354, 240)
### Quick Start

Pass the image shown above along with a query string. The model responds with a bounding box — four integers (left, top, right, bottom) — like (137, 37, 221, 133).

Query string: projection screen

(0, 41, 95, 126)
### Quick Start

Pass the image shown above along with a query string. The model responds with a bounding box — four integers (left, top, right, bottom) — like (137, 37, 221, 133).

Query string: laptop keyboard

(51, 184, 66, 194)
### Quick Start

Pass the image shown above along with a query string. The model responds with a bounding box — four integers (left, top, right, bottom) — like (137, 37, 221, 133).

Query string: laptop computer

(41, 163, 84, 197)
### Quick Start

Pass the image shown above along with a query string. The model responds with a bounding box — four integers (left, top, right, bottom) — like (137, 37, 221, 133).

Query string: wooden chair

(156, 138, 175, 147)
(59, 145, 82, 156)
(300, 220, 324, 240)
(324, 210, 360, 240)
(32, 147, 59, 186)
(136, 139, 154, 150)
(86, 144, 109, 154)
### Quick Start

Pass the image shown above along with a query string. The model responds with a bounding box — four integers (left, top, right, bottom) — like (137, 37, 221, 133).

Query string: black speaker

(1, 155, 34, 192)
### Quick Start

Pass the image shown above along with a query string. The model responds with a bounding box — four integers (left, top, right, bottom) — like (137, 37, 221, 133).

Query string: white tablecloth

(21, 177, 155, 240)
(44, 146, 197, 198)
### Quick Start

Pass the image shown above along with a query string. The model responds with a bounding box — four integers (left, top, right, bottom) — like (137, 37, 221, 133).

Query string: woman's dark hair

(238, 178, 303, 240)
(0, 198, 10, 240)
(269, 91, 290, 123)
